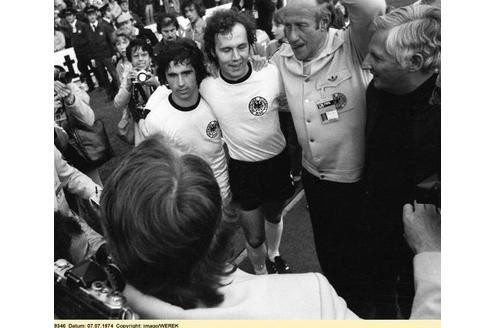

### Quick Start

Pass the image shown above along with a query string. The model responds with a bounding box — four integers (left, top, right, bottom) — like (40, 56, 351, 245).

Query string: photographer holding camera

(114, 39, 160, 145)
(54, 67, 102, 186)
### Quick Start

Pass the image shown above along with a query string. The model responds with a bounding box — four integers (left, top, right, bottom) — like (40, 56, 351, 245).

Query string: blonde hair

(372, 5, 440, 72)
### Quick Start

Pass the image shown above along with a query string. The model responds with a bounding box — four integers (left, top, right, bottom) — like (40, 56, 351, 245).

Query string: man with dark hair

(269, 0, 385, 315)
(63, 7, 95, 92)
(361, 4, 441, 318)
(116, 11, 158, 46)
(202, 9, 293, 275)
(153, 13, 197, 56)
(114, 38, 160, 145)
(138, 40, 231, 202)
(181, 0, 207, 49)
(99, 4, 116, 31)
(86, 5, 120, 99)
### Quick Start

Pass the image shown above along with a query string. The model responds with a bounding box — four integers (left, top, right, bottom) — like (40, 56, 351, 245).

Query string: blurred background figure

(181, 0, 207, 49)
(232, 0, 276, 39)
(119, 0, 144, 26)
(154, 13, 198, 56)
(86, 5, 120, 101)
(114, 32, 133, 81)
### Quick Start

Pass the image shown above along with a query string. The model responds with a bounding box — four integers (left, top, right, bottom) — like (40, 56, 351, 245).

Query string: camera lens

(137, 71, 148, 83)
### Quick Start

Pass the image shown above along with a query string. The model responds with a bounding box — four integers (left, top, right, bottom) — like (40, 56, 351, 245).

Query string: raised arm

(342, 0, 386, 61)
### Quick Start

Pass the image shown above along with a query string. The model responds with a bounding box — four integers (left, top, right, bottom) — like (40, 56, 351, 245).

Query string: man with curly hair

(201, 9, 294, 275)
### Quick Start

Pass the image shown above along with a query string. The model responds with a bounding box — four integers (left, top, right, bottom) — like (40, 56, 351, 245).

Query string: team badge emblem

(248, 96, 268, 116)
(206, 120, 220, 138)
(333, 92, 347, 110)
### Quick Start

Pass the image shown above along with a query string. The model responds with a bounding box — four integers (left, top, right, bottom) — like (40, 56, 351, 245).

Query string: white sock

(265, 218, 283, 262)
(246, 242, 267, 275)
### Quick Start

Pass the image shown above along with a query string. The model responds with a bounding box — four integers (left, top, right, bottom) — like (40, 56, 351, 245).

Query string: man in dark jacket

(63, 8, 96, 91)
(86, 6, 120, 99)
(362, 4, 441, 319)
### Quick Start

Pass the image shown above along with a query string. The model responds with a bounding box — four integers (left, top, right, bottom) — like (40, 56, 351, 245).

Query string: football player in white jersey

(201, 10, 294, 275)
(138, 40, 232, 205)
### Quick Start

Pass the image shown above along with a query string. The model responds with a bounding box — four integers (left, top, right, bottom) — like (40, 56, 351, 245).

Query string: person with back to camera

(98, 135, 441, 319)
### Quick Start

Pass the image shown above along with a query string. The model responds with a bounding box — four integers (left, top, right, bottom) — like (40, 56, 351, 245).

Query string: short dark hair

(204, 10, 257, 66)
(181, 0, 206, 18)
(54, 211, 83, 263)
(100, 135, 233, 309)
(157, 13, 180, 32)
(125, 38, 154, 62)
(156, 39, 207, 86)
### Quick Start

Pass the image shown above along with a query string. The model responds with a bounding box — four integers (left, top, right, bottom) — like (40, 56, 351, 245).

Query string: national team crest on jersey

(248, 96, 268, 116)
(206, 120, 220, 138)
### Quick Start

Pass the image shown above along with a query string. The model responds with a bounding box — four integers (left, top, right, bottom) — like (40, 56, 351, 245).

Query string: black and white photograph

(40, 0, 444, 322)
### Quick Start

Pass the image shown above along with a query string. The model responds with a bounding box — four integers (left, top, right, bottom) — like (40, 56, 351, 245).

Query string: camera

(54, 246, 138, 319)
(415, 174, 440, 208)
(54, 69, 73, 84)
(136, 70, 149, 83)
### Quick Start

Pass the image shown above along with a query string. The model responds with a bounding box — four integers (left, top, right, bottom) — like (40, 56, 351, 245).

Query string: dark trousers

(364, 195, 415, 318)
(76, 54, 95, 89)
(94, 57, 119, 97)
(302, 169, 372, 317)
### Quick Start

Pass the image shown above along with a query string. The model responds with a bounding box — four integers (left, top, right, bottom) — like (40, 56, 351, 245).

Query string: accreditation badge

(316, 97, 339, 124)
(316, 92, 348, 125)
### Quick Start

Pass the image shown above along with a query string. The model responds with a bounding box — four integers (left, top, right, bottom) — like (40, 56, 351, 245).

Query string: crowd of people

(54, 0, 441, 320)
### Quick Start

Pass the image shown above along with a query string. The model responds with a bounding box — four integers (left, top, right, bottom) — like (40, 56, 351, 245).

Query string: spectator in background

(232, 0, 276, 39)
(62, 8, 96, 92)
(55, 26, 67, 51)
(99, 4, 116, 31)
(119, 0, 144, 27)
(362, 4, 441, 318)
(116, 12, 158, 46)
(86, 5, 120, 100)
(144, 0, 155, 25)
(266, 8, 286, 58)
(181, 0, 207, 49)
(154, 14, 197, 56)
(114, 33, 133, 81)
(164, 0, 181, 15)
(109, 0, 123, 20)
